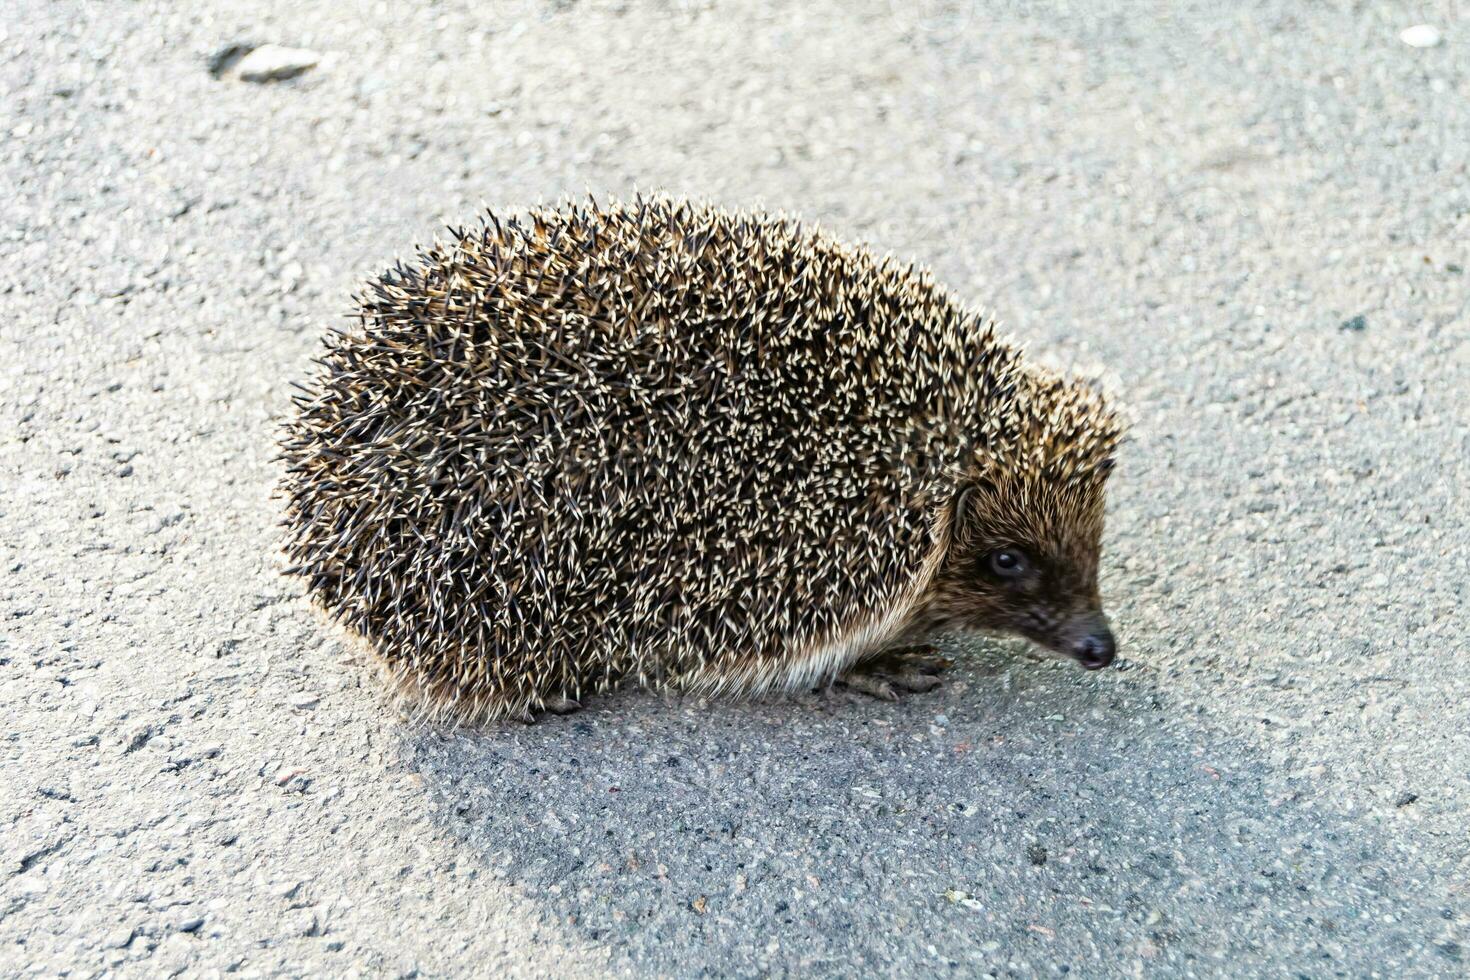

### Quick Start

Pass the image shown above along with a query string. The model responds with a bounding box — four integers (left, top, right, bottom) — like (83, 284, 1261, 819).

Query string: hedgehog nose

(1074, 627, 1116, 670)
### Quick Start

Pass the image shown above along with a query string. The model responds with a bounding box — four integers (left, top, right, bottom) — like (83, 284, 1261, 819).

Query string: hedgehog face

(927, 466, 1118, 670)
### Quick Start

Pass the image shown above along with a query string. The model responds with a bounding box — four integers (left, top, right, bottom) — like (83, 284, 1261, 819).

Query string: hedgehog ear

(953, 478, 996, 525)
(954, 485, 977, 524)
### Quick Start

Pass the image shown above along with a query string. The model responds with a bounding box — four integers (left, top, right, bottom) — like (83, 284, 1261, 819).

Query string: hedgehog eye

(986, 549, 1029, 580)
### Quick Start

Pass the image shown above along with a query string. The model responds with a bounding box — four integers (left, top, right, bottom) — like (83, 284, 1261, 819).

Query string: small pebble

(170, 912, 205, 933)
(121, 723, 156, 753)
(234, 45, 323, 83)
(286, 909, 319, 937)
(290, 691, 320, 709)
(103, 927, 135, 950)
(281, 261, 305, 291)
(1399, 25, 1443, 48)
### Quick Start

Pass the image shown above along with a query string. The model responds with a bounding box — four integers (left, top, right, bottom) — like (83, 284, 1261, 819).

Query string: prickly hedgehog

(279, 197, 1124, 723)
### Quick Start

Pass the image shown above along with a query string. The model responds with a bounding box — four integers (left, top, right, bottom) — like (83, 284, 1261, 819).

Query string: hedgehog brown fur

(278, 196, 1124, 723)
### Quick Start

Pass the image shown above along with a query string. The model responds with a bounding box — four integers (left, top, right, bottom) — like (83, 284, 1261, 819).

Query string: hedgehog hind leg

(836, 644, 954, 701)
(381, 654, 589, 726)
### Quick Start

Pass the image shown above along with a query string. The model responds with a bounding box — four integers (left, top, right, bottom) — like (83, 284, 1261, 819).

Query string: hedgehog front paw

(836, 645, 953, 701)
(514, 696, 583, 724)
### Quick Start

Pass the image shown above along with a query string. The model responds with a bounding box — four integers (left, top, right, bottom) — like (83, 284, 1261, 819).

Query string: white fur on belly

(683, 521, 952, 700)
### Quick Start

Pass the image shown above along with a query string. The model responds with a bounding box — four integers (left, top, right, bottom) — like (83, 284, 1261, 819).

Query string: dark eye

(986, 549, 1029, 580)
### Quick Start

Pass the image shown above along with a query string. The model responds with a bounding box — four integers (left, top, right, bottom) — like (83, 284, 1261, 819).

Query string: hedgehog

(279, 196, 1125, 723)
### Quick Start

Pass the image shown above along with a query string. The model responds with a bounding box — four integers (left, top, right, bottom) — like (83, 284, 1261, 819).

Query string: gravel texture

(3, 0, 1468, 976)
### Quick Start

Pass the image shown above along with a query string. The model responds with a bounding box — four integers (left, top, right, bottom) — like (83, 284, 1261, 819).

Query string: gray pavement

(3, 0, 1468, 976)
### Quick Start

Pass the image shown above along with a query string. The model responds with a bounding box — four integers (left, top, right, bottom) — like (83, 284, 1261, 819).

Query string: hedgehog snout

(1067, 614, 1116, 670)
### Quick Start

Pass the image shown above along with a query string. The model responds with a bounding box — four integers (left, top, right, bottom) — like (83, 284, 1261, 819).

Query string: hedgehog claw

(892, 670, 943, 692)
(840, 673, 900, 701)
(544, 697, 582, 715)
(837, 645, 951, 701)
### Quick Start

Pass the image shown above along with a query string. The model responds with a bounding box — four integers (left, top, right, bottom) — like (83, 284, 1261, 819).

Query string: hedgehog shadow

(402, 648, 1463, 974)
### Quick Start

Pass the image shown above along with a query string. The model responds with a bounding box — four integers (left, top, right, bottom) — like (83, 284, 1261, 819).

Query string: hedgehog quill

(279, 197, 1124, 723)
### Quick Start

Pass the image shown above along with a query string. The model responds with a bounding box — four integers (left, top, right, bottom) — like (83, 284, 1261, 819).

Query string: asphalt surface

(3, 1, 1468, 976)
